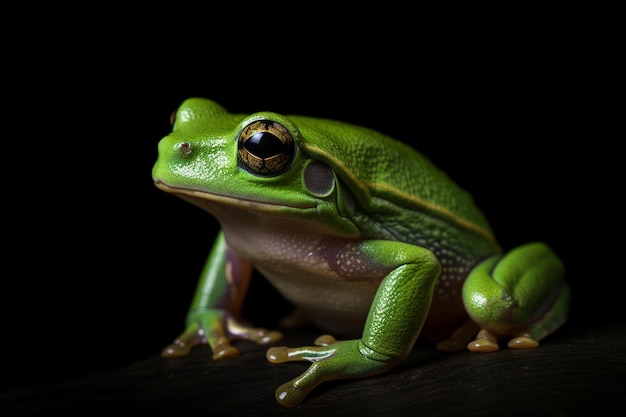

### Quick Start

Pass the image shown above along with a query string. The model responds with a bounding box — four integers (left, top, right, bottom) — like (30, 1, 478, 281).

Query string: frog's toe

(466, 330, 540, 352)
(249, 328, 283, 345)
(268, 339, 395, 407)
(314, 334, 338, 346)
(226, 317, 283, 345)
(468, 338, 499, 353)
(275, 379, 317, 408)
(161, 339, 193, 357)
(266, 346, 291, 363)
(161, 327, 205, 357)
(266, 340, 337, 363)
(467, 329, 500, 353)
(507, 333, 539, 349)
(211, 336, 240, 359)
(264, 330, 284, 344)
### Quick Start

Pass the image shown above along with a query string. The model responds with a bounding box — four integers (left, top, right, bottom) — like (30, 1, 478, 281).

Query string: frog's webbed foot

(162, 310, 282, 360)
(161, 323, 214, 358)
(266, 335, 394, 408)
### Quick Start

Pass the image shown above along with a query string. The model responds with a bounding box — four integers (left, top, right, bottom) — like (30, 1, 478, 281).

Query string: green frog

(152, 98, 569, 408)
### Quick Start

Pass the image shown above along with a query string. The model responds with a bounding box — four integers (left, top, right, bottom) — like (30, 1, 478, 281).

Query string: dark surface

(1, 321, 624, 417)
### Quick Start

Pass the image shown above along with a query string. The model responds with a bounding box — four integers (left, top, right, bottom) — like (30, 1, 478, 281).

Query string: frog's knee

(462, 242, 567, 336)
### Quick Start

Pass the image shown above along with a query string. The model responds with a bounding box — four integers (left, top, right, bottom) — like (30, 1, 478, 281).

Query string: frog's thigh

(462, 242, 569, 351)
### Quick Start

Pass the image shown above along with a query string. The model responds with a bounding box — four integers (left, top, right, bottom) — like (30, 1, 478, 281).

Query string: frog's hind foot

(462, 242, 570, 353)
(466, 330, 539, 353)
(435, 320, 542, 353)
(161, 321, 242, 360)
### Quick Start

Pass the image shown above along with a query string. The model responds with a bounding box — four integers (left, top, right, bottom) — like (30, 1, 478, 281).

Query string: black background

(2, 16, 620, 401)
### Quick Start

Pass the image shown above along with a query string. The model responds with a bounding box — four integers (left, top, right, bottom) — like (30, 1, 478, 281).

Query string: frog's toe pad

(507, 335, 539, 349)
(207, 336, 239, 360)
(254, 329, 283, 345)
(467, 330, 500, 352)
(161, 342, 189, 357)
(266, 346, 290, 363)
(314, 334, 337, 346)
(275, 381, 311, 408)
(264, 330, 284, 344)
(212, 345, 240, 360)
(467, 338, 500, 352)
(161, 337, 198, 357)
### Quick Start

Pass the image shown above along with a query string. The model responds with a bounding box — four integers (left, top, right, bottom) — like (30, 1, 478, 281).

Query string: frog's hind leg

(461, 242, 569, 352)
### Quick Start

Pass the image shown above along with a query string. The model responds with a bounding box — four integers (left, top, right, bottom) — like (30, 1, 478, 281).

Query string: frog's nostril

(179, 142, 192, 155)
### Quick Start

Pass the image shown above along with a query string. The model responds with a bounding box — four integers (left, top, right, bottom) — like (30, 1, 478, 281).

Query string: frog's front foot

(162, 310, 282, 360)
(161, 323, 242, 359)
(266, 335, 395, 408)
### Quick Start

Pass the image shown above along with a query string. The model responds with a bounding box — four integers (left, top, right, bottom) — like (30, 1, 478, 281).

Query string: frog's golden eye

(238, 120, 295, 176)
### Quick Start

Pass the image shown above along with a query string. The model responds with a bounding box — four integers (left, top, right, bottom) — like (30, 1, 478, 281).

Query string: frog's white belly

(219, 211, 386, 336)
(256, 263, 381, 335)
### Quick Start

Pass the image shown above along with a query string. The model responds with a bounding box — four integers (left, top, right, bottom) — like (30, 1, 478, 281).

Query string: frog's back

(292, 116, 498, 251)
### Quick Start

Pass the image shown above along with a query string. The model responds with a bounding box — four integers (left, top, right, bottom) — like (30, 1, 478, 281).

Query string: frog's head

(152, 98, 359, 236)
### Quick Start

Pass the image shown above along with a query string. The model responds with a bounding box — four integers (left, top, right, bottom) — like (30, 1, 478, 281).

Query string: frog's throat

(154, 181, 318, 215)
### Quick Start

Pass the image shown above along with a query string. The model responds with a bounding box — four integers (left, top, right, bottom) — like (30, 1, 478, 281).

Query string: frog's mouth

(154, 181, 318, 215)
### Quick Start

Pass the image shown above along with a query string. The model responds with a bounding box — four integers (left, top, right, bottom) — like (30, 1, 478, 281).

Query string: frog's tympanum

(152, 98, 569, 408)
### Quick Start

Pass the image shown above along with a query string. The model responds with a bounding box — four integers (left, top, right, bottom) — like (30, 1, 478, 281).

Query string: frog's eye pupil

(244, 132, 286, 158)
(238, 120, 295, 176)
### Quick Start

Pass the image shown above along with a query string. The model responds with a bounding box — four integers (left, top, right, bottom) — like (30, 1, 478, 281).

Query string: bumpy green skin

(152, 98, 569, 408)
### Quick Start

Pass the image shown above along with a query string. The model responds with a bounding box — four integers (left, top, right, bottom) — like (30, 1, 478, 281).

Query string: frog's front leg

(161, 231, 282, 360)
(460, 241, 569, 352)
(266, 240, 441, 408)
